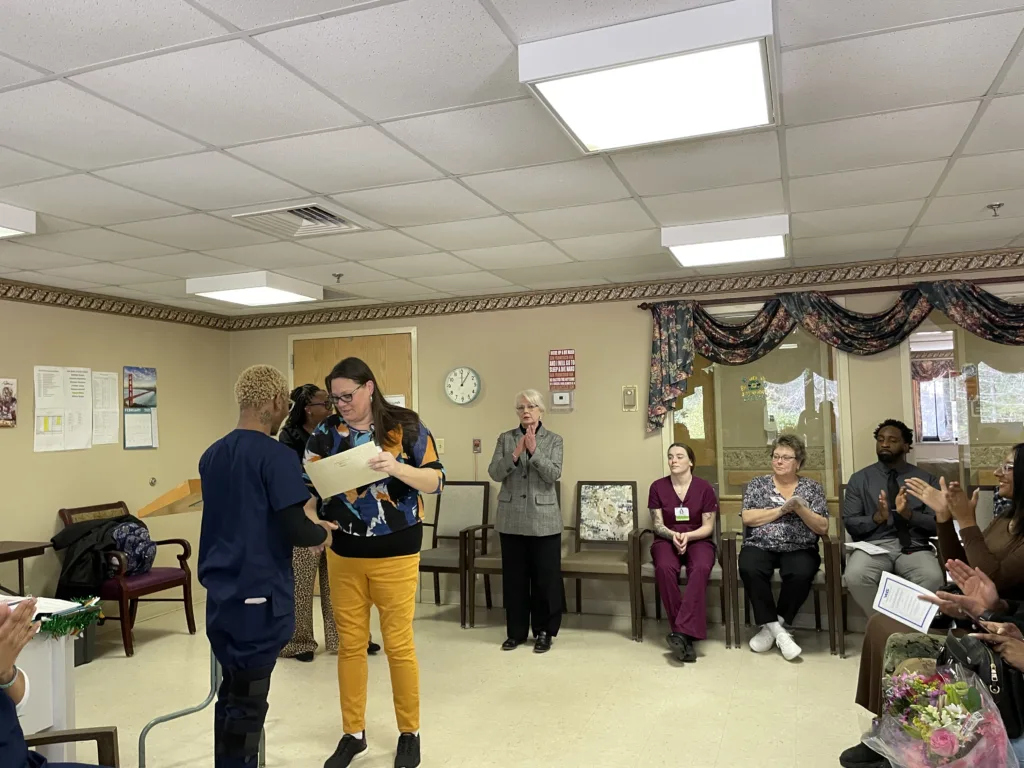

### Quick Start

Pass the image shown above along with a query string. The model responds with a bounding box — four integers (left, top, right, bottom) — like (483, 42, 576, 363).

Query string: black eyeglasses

(328, 384, 365, 405)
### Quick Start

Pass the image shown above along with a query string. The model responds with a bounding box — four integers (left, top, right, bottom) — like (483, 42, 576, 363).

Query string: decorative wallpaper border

(910, 350, 955, 360)
(3, 249, 1023, 332)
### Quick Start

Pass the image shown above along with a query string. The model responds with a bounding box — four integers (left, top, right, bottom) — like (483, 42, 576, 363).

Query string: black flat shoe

(367, 640, 381, 655)
(502, 638, 526, 651)
(839, 741, 890, 768)
(666, 633, 696, 663)
(294, 651, 315, 663)
(533, 632, 552, 653)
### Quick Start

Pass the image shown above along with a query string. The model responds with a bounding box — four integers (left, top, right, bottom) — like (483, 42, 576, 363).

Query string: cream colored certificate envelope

(305, 441, 388, 498)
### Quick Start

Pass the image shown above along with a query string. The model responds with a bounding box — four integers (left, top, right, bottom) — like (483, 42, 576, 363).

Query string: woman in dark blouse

(647, 442, 720, 663)
(738, 433, 829, 662)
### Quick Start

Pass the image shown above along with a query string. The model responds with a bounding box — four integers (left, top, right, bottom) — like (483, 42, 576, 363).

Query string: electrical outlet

(436, 438, 445, 454)
(472, 438, 481, 454)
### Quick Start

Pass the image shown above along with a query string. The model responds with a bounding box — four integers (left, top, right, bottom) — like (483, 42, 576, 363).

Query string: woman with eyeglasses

(305, 359, 444, 768)
(278, 384, 380, 662)
(488, 389, 564, 654)
(738, 433, 829, 661)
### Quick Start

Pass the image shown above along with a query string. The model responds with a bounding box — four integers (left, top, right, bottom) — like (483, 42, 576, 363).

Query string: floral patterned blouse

(741, 474, 828, 553)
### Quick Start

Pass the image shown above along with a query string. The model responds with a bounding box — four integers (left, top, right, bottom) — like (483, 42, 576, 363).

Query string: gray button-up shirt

(843, 461, 939, 547)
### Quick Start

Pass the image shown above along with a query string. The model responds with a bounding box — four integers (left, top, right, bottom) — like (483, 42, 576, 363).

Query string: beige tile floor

(72, 603, 868, 767)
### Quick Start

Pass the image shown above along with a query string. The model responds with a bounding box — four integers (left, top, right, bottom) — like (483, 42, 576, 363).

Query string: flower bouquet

(862, 665, 1018, 768)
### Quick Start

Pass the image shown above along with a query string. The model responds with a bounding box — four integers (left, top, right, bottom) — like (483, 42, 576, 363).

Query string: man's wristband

(0, 666, 19, 690)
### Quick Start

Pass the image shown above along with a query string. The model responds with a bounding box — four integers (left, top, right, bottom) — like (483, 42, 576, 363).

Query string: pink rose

(929, 728, 959, 758)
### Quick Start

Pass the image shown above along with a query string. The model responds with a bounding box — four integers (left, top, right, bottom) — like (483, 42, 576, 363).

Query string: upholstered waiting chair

(26, 726, 120, 766)
(560, 481, 640, 641)
(419, 481, 490, 627)
(630, 507, 735, 647)
(57, 502, 196, 657)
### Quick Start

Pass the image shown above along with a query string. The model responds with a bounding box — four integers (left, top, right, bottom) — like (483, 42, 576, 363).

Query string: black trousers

(738, 545, 820, 626)
(500, 532, 562, 641)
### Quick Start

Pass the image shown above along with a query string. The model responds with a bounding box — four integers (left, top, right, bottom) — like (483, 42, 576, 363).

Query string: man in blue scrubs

(199, 364, 337, 768)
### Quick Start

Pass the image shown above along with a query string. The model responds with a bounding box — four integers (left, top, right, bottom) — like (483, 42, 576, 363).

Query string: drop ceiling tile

(0, 82, 203, 170)
(0, 55, 40, 88)
(123, 279, 195, 297)
(274, 261, 392, 285)
(203, 242, 340, 269)
(0, 242, 95, 271)
(0, 1, 225, 71)
(344, 279, 451, 299)
(492, 261, 614, 285)
(791, 229, 909, 259)
(73, 41, 359, 147)
(939, 151, 1024, 196)
(785, 102, 977, 177)
(1002, 48, 1024, 94)
(259, 0, 522, 120)
(462, 159, 631, 212)
(791, 201, 925, 239)
(384, 99, 580, 175)
(921, 189, 1024, 225)
(900, 244, 1008, 258)
(93, 285, 173, 302)
(904, 217, 1024, 248)
(3, 271, 105, 291)
(400, 216, 540, 250)
(517, 277, 611, 290)
(412, 272, 516, 292)
(0, 175, 188, 226)
(196, 1, 369, 28)
(34, 216, 91, 235)
(229, 126, 441, 193)
(965, 94, 1024, 155)
(332, 180, 498, 227)
(453, 242, 570, 270)
(20, 229, 179, 260)
(301, 230, 436, 260)
(115, 253, 251, 278)
(643, 181, 784, 227)
(792, 250, 897, 267)
(0, 147, 68, 188)
(611, 131, 781, 196)
(789, 161, 947, 212)
(778, 1, 1020, 48)
(41, 262, 168, 285)
(555, 230, 662, 261)
(514, 199, 654, 240)
(97, 153, 307, 210)
(109, 214, 277, 250)
(367, 253, 477, 278)
(595, 253, 681, 278)
(781, 14, 1022, 124)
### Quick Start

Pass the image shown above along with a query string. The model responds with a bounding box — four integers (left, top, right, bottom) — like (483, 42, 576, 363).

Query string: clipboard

(305, 441, 388, 498)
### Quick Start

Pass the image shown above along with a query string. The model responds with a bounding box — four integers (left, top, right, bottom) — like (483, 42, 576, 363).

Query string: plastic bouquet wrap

(863, 665, 1019, 768)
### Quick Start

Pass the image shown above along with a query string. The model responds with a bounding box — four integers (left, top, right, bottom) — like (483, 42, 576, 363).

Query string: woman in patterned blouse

(738, 434, 829, 661)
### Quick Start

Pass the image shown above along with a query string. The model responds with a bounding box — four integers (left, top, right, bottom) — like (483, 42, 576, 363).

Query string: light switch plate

(472, 438, 482, 454)
(622, 385, 638, 412)
(436, 438, 445, 454)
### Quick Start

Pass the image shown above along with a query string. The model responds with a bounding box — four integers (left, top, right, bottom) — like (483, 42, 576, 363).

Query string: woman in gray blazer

(488, 389, 564, 654)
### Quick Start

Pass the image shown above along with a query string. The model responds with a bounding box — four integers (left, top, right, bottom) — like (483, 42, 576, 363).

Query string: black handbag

(938, 629, 1024, 739)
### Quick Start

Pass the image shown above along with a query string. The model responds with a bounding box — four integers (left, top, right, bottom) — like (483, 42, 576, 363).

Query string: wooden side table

(0, 541, 49, 595)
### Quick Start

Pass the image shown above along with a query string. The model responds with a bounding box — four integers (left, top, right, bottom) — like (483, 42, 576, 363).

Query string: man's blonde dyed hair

(235, 365, 288, 410)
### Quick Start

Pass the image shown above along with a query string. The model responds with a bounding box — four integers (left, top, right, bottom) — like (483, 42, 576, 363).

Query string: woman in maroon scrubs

(647, 442, 720, 663)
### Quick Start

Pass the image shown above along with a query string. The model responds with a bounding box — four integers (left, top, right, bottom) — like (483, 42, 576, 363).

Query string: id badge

(674, 506, 690, 523)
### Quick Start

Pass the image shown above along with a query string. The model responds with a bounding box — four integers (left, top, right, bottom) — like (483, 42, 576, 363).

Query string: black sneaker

(666, 633, 690, 663)
(367, 640, 381, 655)
(839, 741, 890, 768)
(394, 733, 420, 768)
(294, 651, 315, 663)
(324, 733, 367, 768)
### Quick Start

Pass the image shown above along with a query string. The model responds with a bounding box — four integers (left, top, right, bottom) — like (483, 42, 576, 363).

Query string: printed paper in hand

(305, 441, 387, 499)
(845, 541, 889, 556)
(872, 571, 940, 633)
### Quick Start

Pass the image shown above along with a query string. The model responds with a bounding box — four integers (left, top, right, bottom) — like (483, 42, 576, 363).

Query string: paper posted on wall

(0, 378, 16, 427)
(92, 371, 120, 445)
(33, 366, 93, 452)
(123, 366, 158, 449)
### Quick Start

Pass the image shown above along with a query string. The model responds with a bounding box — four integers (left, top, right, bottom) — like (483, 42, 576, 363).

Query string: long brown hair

(325, 357, 420, 448)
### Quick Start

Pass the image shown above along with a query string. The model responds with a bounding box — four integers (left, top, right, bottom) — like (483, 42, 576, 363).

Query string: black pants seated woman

(739, 545, 820, 627)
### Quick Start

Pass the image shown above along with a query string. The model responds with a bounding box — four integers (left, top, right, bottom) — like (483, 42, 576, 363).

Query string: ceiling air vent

(231, 204, 361, 239)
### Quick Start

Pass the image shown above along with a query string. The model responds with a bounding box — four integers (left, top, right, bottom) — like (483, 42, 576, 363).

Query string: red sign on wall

(549, 349, 576, 391)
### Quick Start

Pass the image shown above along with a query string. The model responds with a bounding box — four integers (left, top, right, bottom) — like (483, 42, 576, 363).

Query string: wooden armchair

(419, 481, 490, 627)
(57, 502, 196, 657)
(26, 726, 120, 766)
(560, 481, 639, 641)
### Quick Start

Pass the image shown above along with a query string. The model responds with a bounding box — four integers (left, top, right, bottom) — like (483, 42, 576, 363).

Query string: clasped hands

(513, 424, 537, 461)
(303, 498, 338, 555)
(779, 495, 809, 515)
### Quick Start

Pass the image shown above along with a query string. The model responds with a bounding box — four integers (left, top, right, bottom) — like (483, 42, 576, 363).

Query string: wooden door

(292, 333, 414, 408)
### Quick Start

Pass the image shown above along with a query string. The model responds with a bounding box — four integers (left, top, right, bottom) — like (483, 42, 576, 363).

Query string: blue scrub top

(198, 429, 310, 615)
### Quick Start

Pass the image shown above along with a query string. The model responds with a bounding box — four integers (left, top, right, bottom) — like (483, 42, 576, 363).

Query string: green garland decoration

(38, 599, 103, 639)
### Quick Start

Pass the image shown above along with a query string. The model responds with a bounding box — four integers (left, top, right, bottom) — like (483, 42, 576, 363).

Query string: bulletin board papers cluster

(123, 366, 159, 450)
(33, 366, 94, 452)
(92, 372, 120, 445)
(548, 349, 576, 391)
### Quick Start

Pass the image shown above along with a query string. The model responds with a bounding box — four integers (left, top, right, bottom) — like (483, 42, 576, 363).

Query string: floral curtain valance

(910, 358, 956, 382)
(646, 280, 1024, 433)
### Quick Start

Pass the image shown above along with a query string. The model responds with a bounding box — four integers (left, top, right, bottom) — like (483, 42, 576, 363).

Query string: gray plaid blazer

(487, 425, 563, 537)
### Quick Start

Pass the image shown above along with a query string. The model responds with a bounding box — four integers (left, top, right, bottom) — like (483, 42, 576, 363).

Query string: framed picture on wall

(577, 481, 637, 542)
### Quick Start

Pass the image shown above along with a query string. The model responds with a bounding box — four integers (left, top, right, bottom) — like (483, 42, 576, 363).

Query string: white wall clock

(444, 367, 480, 405)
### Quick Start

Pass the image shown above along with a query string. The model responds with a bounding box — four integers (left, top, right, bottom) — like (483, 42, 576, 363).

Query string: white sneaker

(748, 626, 775, 653)
(775, 629, 802, 661)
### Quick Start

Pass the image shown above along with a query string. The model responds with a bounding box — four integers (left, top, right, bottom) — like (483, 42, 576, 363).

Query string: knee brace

(217, 665, 273, 759)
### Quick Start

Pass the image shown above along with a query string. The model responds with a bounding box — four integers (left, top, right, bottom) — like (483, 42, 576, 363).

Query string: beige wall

(0, 300, 230, 601)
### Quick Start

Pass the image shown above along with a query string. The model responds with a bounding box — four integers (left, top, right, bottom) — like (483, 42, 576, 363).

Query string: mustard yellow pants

(326, 550, 420, 734)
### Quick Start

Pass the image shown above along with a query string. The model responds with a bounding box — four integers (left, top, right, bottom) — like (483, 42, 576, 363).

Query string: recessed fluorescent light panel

(519, 0, 774, 152)
(186, 271, 322, 307)
(662, 215, 789, 268)
(0, 203, 37, 239)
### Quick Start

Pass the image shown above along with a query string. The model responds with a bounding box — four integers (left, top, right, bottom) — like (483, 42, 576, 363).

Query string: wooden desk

(0, 541, 49, 595)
